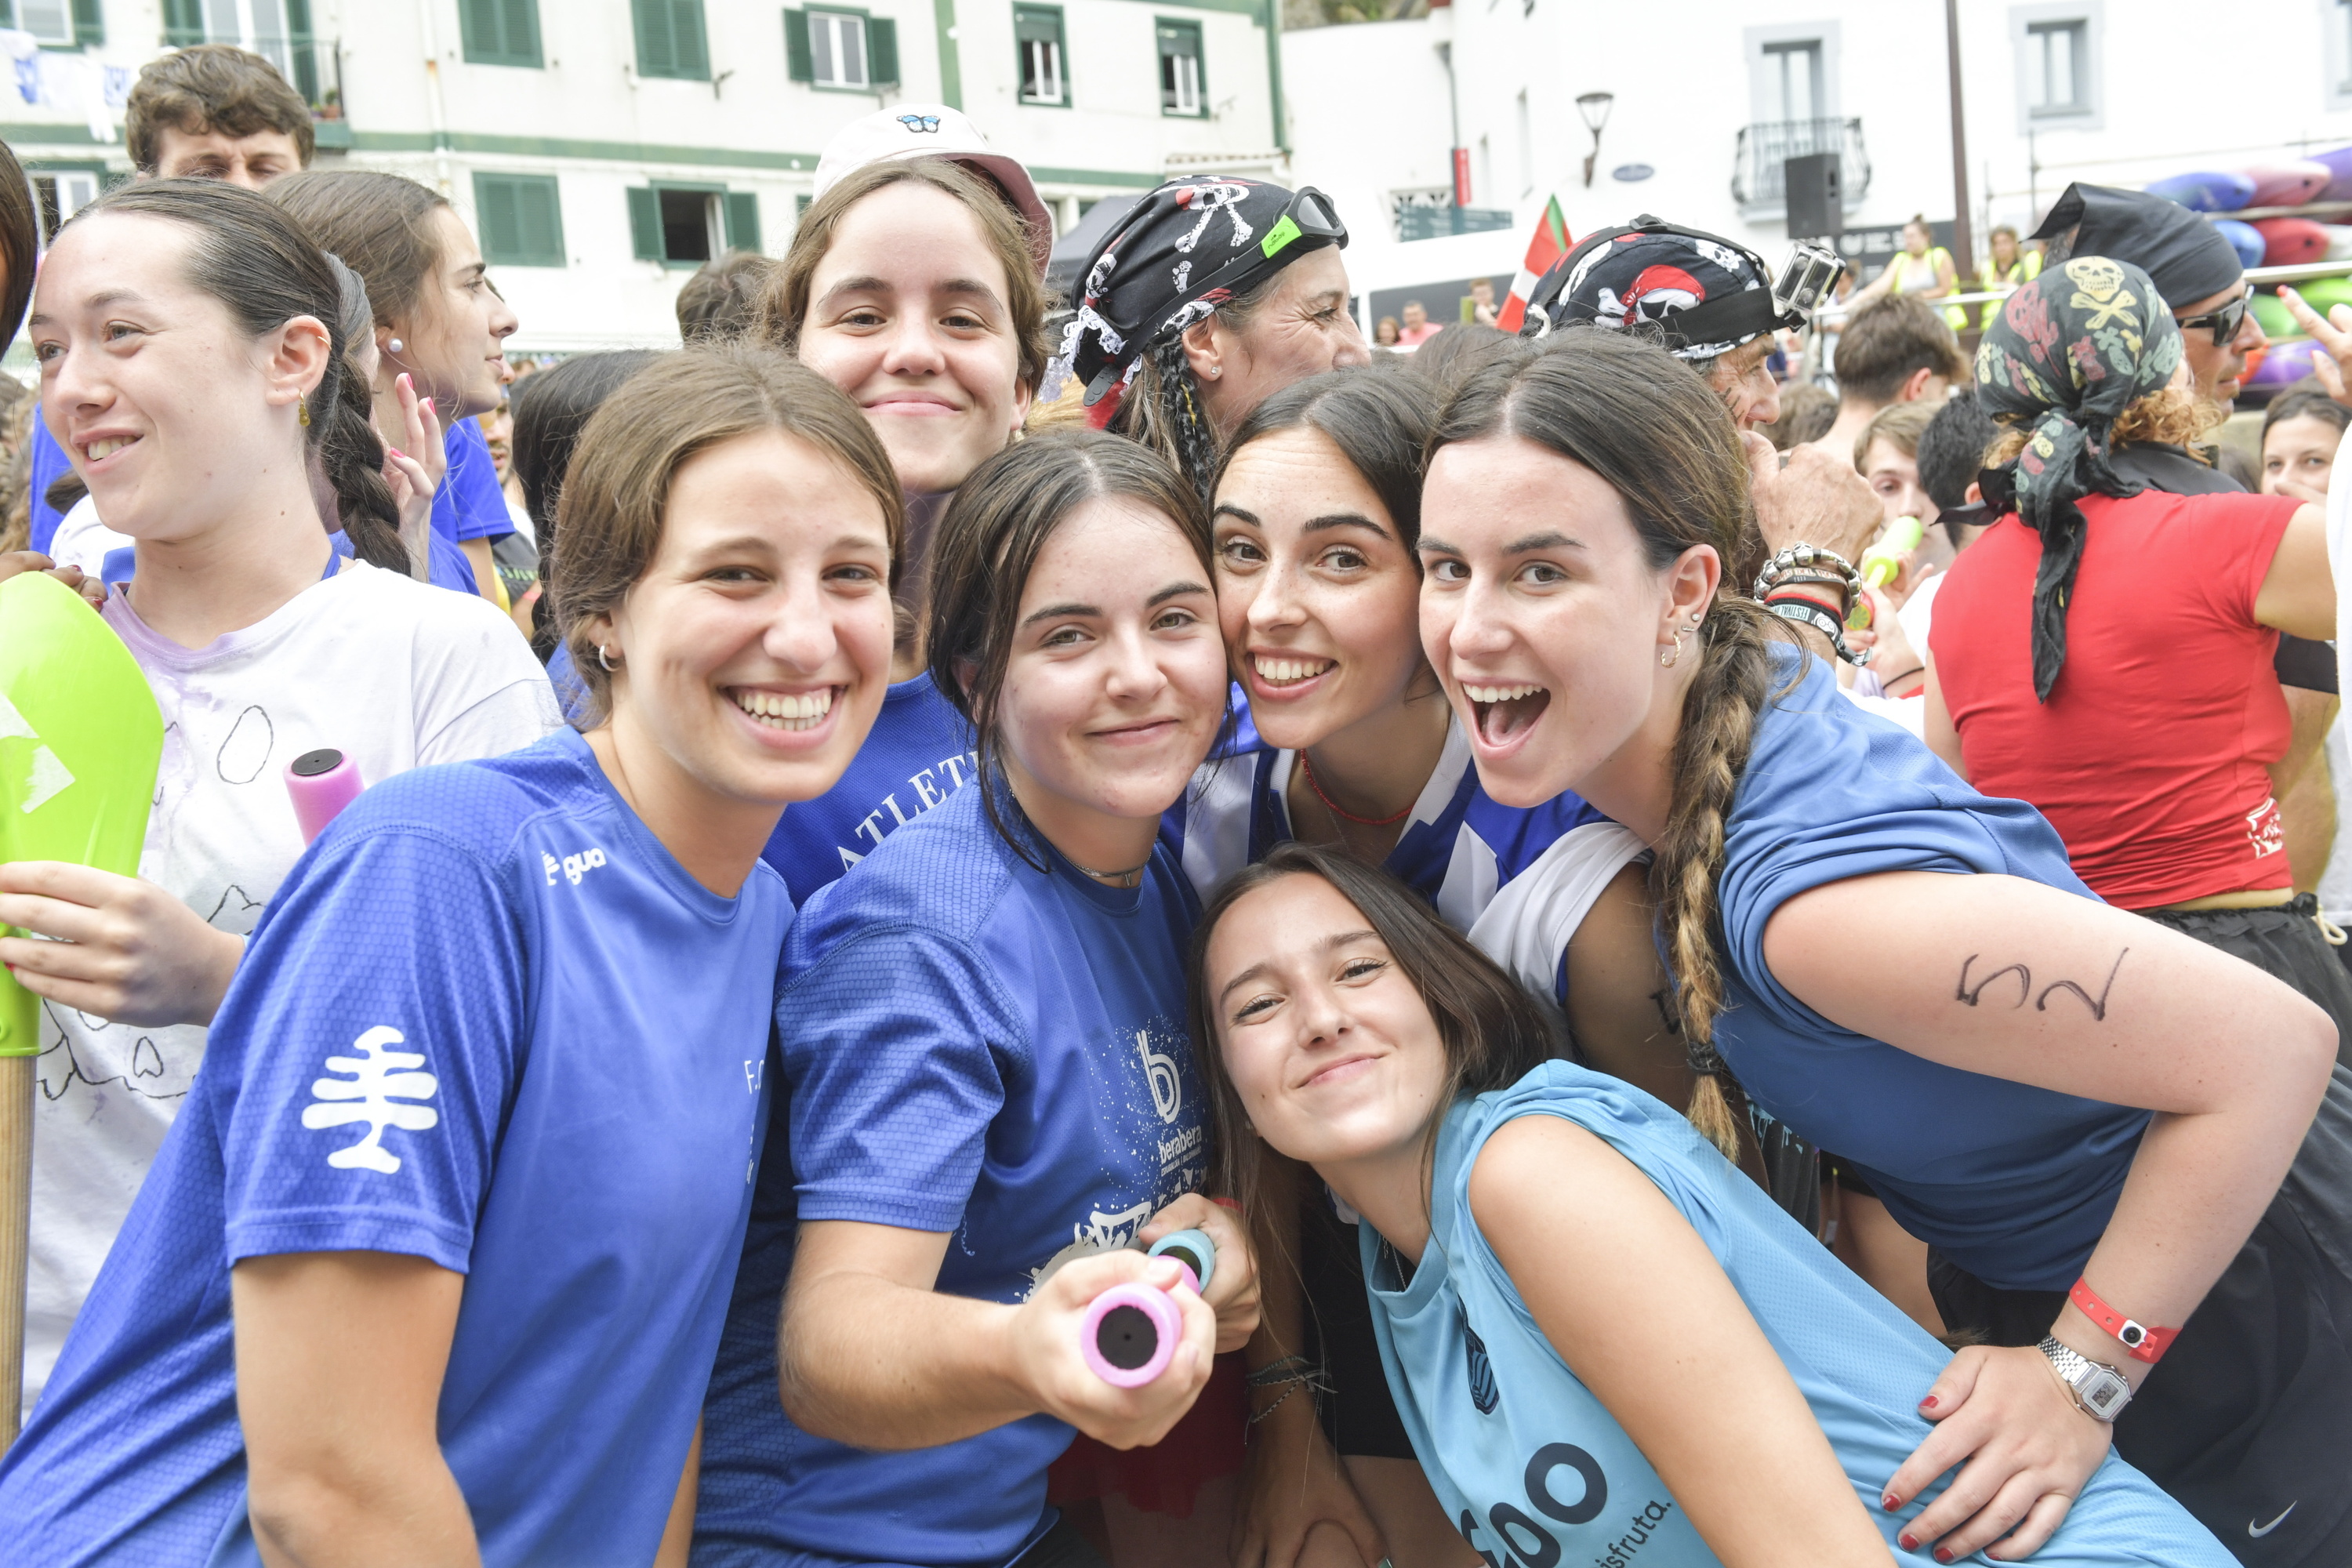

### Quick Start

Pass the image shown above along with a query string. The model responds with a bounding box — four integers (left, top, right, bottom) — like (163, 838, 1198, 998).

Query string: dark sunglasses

(2175, 292, 2250, 348)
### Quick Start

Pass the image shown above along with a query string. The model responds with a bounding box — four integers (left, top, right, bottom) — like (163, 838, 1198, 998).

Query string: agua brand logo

(543, 846, 608, 886)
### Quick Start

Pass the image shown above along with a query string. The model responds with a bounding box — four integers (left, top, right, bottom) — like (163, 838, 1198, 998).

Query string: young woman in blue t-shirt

(1411, 328, 2349, 1563)
(1189, 841, 2234, 1568)
(695, 430, 1259, 1568)
(0, 344, 904, 1566)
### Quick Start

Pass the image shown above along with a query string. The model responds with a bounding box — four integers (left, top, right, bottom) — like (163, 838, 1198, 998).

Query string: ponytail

(1653, 597, 1780, 1158)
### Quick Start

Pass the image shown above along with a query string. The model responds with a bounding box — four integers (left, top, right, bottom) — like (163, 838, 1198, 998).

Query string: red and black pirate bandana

(1064, 176, 1347, 406)
(1529, 222, 1779, 360)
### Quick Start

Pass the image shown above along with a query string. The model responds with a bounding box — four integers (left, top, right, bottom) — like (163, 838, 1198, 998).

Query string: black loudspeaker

(1785, 152, 1842, 242)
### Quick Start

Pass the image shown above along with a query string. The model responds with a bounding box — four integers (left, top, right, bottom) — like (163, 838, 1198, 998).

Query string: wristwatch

(2038, 1337, 2132, 1423)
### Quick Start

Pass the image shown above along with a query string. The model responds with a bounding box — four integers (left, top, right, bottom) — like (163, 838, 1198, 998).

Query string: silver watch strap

(2038, 1335, 2131, 1423)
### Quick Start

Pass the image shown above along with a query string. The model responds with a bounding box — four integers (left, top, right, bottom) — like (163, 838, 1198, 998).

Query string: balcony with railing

(1731, 117, 1871, 216)
(164, 5, 348, 145)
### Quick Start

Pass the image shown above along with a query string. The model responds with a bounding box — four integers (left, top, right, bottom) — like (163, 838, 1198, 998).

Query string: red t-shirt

(1929, 488, 2298, 909)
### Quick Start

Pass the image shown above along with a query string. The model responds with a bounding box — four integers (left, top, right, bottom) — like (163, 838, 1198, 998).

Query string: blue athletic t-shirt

(1366, 1062, 2231, 1568)
(1707, 647, 2151, 1291)
(1163, 715, 1643, 942)
(760, 671, 977, 905)
(694, 783, 1208, 1567)
(0, 728, 790, 1567)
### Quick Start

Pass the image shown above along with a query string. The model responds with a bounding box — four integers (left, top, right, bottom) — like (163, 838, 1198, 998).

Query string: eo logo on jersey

(543, 846, 608, 885)
(301, 1025, 439, 1174)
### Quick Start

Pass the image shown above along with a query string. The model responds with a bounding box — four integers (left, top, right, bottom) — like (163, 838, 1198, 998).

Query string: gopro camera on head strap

(1523, 215, 1838, 349)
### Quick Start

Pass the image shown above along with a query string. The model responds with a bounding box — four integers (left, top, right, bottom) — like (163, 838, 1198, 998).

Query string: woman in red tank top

(1926, 259, 2352, 1062)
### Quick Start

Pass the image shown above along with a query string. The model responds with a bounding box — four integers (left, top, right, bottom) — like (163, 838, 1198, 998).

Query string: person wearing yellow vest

(1853, 214, 1960, 328)
(1977, 223, 2043, 330)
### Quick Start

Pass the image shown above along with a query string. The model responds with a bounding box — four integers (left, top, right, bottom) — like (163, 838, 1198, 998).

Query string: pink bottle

(1078, 1284, 1185, 1388)
(285, 748, 363, 845)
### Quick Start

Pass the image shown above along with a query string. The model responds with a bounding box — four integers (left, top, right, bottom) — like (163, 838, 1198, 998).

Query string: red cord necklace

(1299, 752, 1414, 827)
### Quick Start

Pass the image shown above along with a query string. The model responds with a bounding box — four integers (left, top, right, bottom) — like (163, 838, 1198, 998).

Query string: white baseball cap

(811, 104, 1053, 278)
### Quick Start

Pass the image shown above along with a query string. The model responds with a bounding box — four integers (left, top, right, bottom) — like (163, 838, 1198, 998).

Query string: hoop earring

(598, 644, 616, 672)
(1660, 630, 1688, 668)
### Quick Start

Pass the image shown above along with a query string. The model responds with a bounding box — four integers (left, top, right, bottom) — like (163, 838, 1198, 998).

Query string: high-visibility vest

(1885, 246, 1965, 330)
(1978, 250, 2043, 329)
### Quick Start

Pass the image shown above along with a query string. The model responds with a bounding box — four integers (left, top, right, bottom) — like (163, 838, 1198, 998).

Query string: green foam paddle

(0, 571, 162, 1052)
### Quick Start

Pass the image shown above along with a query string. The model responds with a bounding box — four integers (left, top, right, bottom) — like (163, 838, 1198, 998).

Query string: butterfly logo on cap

(898, 114, 942, 133)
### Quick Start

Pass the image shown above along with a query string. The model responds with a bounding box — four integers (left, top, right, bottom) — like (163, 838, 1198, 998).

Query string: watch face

(2082, 1368, 2130, 1417)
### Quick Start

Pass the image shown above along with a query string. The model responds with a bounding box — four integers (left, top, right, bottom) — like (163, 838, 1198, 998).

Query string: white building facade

(1286, 0, 2352, 318)
(0, 0, 1287, 352)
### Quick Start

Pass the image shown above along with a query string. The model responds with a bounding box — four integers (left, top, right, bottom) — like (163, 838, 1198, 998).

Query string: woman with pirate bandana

(1067, 176, 1370, 500)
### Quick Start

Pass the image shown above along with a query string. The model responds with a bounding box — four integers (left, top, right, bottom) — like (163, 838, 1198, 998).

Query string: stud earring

(598, 644, 617, 672)
(1207, 365, 1221, 378)
(387, 337, 405, 354)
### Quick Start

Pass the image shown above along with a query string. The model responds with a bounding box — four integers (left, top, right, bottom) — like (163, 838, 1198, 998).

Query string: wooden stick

(0, 1052, 29, 1451)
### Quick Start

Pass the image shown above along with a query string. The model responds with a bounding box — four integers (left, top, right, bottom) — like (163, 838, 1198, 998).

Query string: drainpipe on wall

(1264, 0, 1287, 154)
(1431, 0, 1462, 206)
(416, 0, 453, 195)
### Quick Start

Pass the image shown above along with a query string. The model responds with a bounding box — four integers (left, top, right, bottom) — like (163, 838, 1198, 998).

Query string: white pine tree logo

(300, 1025, 440, 1174)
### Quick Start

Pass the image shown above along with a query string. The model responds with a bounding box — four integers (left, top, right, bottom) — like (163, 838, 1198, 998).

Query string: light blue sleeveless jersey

(1363, 1062, 2233, 1568)
(1162, 717, 1644, 947)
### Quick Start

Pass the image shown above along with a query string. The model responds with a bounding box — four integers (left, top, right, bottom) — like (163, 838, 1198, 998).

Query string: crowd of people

(0, 39, 2345, 1568)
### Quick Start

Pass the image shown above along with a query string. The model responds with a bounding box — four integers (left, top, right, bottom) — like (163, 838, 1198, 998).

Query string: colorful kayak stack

(2144, 151, 2352, 391)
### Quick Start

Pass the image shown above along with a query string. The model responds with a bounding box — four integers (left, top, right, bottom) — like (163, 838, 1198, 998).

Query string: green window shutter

(782, 9, 812, 82)
(723, 191, 762, 254)
(162, 0, 202, 46)
(475, 173, 565, 267)
(867, 17, 898, 85)
(70, 0, 101, 46)
(627, 187, 665, 260)
(634, 0, 706, 79)
(463, 0, 540, 65)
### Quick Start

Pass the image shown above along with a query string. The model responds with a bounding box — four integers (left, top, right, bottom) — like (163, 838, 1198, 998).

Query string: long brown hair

(755, 157, 1048, 396)
(64, 180, 407, 573)
(924, 428, 1214, 866)
(1186, 842, 1555, 1227)
(1431, 332, 1795, 1159)
(266, 170, 449, 336)
(551, 344, 905, 727)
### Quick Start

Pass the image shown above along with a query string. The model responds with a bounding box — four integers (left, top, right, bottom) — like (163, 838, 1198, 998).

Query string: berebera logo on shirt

(300, 1025, 440, 1174)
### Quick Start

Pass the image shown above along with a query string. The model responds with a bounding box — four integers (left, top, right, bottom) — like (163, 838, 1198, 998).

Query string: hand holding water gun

(1846, 516, 1924, 630)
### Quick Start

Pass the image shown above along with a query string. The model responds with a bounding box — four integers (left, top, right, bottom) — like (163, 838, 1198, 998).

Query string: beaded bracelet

(1753, 543, 1862, 615)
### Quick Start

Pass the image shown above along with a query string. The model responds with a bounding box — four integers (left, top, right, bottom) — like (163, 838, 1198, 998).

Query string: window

(1515, 89, 1531, 196)
(1157, 19, 1203, 117)
(459, 0, 540, 68)
(29, 169, 99, 244)
(629, 186, 763, 267)
(1761, 38, 1823, 122)
(2332, 0, 2352, 103)
(633, 0, 709, 81)
(2009, 4, 2100, 130)
(164, 1, 323, 101)
(2026, 19, 2087, 114)
(474, 173, 564, 267)
(12, 0, 74, 45)
(784, 9, 898, 90)
(1016, 5, 1066, 106)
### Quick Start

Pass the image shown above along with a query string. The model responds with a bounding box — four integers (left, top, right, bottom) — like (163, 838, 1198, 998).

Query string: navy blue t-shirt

(760, 671, 977, 906)
(695, 783, 1208, 1566)
(1708, 648, 2151, 1291)
(0, 729, 791, 1566)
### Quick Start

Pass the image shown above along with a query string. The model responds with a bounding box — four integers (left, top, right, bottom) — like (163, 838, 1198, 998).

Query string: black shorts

(2140, 895, 2352, 1069)
(1013, 1516, 1109, 1568)
(1929, 1065, 2352, 1566)
(1297, 1181, 1418, 1461)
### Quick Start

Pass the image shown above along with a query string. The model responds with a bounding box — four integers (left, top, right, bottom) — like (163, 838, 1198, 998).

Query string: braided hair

(1105, 289, 1272, 503)
(1433, 331, 1798, 1160)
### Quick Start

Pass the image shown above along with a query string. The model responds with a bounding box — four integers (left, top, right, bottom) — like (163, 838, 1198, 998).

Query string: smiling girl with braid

(1411, 327, 2352, 1564)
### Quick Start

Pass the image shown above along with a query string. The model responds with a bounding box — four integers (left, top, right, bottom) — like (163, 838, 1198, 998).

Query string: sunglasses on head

(2175, 292, 2249, 348)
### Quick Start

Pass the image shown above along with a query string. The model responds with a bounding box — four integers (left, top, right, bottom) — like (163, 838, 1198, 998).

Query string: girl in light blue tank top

(1184, 844, 2233, 1567)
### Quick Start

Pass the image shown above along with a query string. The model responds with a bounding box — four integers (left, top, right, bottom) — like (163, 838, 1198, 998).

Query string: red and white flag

(1496, 195, 1572, 335)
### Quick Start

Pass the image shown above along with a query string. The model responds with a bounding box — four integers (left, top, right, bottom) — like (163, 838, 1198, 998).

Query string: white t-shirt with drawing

(25, 561, 563, 1410)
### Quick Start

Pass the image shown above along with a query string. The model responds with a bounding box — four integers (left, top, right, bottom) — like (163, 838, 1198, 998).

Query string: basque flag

(1496, 195, 1570, 335)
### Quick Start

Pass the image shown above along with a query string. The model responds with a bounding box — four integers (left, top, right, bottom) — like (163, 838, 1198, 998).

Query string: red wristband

(1210, 1196, 1241, 1212)
(2068, 1278, 2179, 1363)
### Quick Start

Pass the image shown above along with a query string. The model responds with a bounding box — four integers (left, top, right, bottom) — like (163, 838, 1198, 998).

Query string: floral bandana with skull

(1976, 256, 2185, 700)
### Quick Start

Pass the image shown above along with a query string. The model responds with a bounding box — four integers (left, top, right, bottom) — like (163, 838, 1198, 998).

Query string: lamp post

(1577, 91, 1613, 188)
